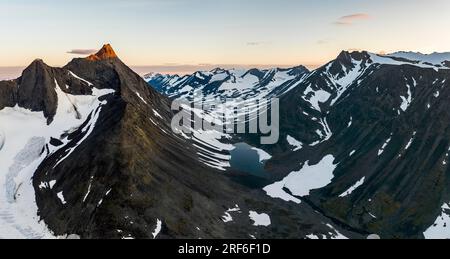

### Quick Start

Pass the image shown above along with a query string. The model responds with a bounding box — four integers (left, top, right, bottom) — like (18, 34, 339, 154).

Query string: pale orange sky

(1, 0, 449, 74)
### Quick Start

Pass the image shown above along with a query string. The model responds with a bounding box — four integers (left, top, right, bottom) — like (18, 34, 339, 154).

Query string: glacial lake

(229, 143, 271, 179)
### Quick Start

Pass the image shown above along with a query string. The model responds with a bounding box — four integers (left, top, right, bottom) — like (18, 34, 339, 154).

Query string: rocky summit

(86, 44, 118, 61)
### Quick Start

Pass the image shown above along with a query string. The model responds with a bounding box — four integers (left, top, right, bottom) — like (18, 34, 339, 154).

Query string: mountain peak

(86, 44, 118, 61)
(210, 67, 227, 74)
(287, 65, 309, 76)
(21, 58, 53, 76)
(29, 58, 49, 68)
(336, 50, 370, 62)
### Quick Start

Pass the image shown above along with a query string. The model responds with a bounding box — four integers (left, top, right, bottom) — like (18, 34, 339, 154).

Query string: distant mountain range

(1, 45, 450, 239)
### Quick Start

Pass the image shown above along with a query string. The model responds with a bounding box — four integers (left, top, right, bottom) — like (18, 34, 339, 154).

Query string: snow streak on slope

(378, 136, 392, 156)
(287, 135, 303, 151)
(0, 79, 114, 239)
(339, 177, 365, 197)
(327, 59, 366, 106)
(152, 219, 162, 239)
(400, 82, 412, 112)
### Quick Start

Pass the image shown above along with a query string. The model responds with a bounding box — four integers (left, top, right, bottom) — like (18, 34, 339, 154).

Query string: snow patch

(424, 203, 450, 239)
(306, 234, 321, 239)
(264, 155, 337, 200)
(326, 224, 348, 239)
(400, 83, 412, 112)
(249, 211, 271, 227)
(263, 181, 301, 204)
(210, 73, 228, 83)
(221, 205, 241, 223)
(287, 135, 303, 151)
(57, 192, 66, 205)
(303, 85, 331, 112)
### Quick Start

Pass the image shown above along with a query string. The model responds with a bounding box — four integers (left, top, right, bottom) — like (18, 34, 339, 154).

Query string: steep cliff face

(0, 80, 17, 110)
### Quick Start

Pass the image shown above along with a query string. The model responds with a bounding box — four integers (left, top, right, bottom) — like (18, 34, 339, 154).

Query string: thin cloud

(67, 49, 97, 55)
(334, 13, 371, 26)
(246, 41, 271, 46)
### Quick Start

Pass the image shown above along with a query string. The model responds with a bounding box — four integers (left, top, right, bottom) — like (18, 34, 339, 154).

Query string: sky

(0, 0, 450, 75)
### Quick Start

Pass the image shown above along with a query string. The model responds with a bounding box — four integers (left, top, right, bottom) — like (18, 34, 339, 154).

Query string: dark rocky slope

(266, 52, 450, 238)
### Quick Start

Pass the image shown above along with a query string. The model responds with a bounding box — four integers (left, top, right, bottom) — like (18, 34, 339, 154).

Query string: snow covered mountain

(387, 51, 450, 68)
(0, 45, 353, 239)
(144, 66, 309, 100)
(146, 50, 450, 239)
(2, 45, 450, 239)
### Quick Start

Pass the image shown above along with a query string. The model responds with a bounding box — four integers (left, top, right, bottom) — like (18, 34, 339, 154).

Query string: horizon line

(2, 48, 450, 78)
